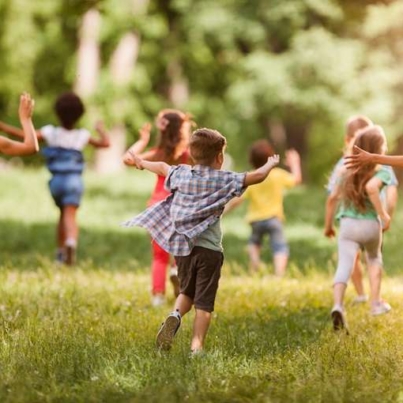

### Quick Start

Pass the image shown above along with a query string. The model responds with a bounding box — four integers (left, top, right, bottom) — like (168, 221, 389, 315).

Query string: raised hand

(138, 122, 151, 144)
(18, 92, 34, 121)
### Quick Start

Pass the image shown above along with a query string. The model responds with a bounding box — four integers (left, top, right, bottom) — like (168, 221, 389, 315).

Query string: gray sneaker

(156, 310, 181, 350)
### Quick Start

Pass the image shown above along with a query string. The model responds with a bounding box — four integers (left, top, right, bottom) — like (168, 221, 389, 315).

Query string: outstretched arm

(244, 154, 280, 187)
(324, 184, 341, 238)
(223, 197, 244, 214)
(0, 93, 39, 156)
(366, 177, 390, 231)
(123, 151, 170, 176)
(345, 146, 403, 169)
(88, 121, 110, 148)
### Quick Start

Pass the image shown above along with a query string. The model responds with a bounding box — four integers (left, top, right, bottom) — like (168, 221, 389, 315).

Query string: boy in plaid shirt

(123, 128, 279, 353)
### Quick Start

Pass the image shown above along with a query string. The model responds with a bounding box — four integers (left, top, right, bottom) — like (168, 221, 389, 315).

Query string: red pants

(151, 240, 170, 295)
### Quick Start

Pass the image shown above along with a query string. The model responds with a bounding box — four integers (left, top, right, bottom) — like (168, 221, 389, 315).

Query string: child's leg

(151, 240, 170, 295)
(367, 262, 382, 304)
(62, 205, 79, 265)
(191, 309, 211, 352)
(57, 208, 66, 248)
(247, 244, 261, 272)
(351, 250, 366, 298)
(268, 218, 289, 277)
(174, 293, 193, 316)
(273, 253, 288, 277)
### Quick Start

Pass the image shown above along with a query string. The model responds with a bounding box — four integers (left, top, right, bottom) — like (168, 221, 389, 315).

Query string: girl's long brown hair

(342, 126, 386, 212)
(155, 109, 194, 164)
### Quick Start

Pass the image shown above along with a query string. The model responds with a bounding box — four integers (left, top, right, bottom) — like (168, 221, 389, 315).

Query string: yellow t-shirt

(242, 167, 296, 223)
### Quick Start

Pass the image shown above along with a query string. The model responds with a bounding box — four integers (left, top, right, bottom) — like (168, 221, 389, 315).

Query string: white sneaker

(156, 310, 181, 350)
(152, 294, 166, 307)
(331, 306, 348, 333)
(371, 300, 391, 316)
(352, 294, 369, 305)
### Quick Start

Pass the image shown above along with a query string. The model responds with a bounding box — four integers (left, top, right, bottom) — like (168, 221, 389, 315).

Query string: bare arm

(345, 146, 403, 169)
(366, 177, 390, 231)
(124, 151, 170, 176)
(244, 154, 280, 187)
(223, 197, 244, 214)
(0, 93, 39, 156)
(88, 121, 110, 148)
(285, 149, 302, 184)
(324, 186, 340, 238)
(385, 185, 398, 218)
(122, 122, 151, 161)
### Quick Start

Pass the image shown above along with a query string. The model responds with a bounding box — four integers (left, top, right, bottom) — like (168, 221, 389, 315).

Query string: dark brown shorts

(175, 246, 224, 313)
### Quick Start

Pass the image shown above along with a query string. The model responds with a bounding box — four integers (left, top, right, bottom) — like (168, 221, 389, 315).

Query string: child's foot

(352, 294, 368, 305)
(331, 305, 348, 332)
(156, 310, 181, 350)
(371, 300, 391, 316)
(169, 267, 180, 298)
(55, 249, 65, 264)
(65, 246, 76, 266)
(65, 238, 77, 266)
(152, 294, 166, 307)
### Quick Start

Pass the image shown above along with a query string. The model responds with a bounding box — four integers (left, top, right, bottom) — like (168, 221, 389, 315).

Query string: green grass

(0, 168, 403, 402)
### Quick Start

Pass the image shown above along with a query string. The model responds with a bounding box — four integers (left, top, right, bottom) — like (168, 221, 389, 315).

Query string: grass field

(1, 167, 403, 403)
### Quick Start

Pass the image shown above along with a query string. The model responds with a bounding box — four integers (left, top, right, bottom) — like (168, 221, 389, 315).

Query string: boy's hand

(123, 151, 144, 169)
(18, 92, 34, 121)
(139, 122, 151, 143)
(344, 146, 372, 170)
(268, 154, 280, 168)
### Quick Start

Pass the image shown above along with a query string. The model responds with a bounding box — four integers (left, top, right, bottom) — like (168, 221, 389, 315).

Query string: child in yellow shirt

(226, 140, 301, 276)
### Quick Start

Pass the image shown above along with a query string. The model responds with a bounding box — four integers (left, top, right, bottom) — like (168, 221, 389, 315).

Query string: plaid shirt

(122, 164, 246, 256)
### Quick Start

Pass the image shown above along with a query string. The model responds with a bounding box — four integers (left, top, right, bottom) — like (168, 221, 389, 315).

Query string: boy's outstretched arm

(0, 93, 39, 156)
(89, 121, 110, 148)
(244, 154, 280, 187)
(124, 151, 170, 176)
(345, 146, 403, 169)
(224, 197, 244, 214)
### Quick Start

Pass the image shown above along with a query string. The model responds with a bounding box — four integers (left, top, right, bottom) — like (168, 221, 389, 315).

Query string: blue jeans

(249, 217, 289, 255)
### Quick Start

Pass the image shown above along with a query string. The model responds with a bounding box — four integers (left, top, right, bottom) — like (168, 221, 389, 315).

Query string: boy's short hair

(346, 115, 372, 140)
(190, 128, 226, 165)
(249, 139, 275, 169)
(54, 92, 85, 130)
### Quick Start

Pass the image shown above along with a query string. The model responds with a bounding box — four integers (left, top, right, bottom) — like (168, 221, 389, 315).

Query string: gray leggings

(334, 217, 383, 285)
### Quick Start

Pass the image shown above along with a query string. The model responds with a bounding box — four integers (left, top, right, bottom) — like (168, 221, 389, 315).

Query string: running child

(326, 116, 398, 303)
(123, 128, 279, 353)
(324, 126, 392, 332)
(0, 91, 110, 265)
(225, 139, 301, 276)
(0, 93, 38, 156)
(123, 109, 193, 306)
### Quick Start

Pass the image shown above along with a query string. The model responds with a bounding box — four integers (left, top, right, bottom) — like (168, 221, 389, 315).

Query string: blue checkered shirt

(122, 164, 246, 256)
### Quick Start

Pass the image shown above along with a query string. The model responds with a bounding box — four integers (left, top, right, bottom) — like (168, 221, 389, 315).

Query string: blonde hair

(342, 125, 386, 212)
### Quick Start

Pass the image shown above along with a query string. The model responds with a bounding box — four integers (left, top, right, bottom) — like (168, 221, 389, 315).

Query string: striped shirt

(123, 164, 246, 256)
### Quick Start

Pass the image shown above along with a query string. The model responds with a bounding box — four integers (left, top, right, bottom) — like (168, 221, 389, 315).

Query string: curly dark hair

(54, 92, 85, 130)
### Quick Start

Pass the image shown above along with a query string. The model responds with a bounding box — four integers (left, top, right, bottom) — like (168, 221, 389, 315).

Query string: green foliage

(1, 0, 403, 182)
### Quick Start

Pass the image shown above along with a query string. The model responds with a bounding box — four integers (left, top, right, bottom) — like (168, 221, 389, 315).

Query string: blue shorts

(249, 217, 289, 255)
(49, 174, 83, 208)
